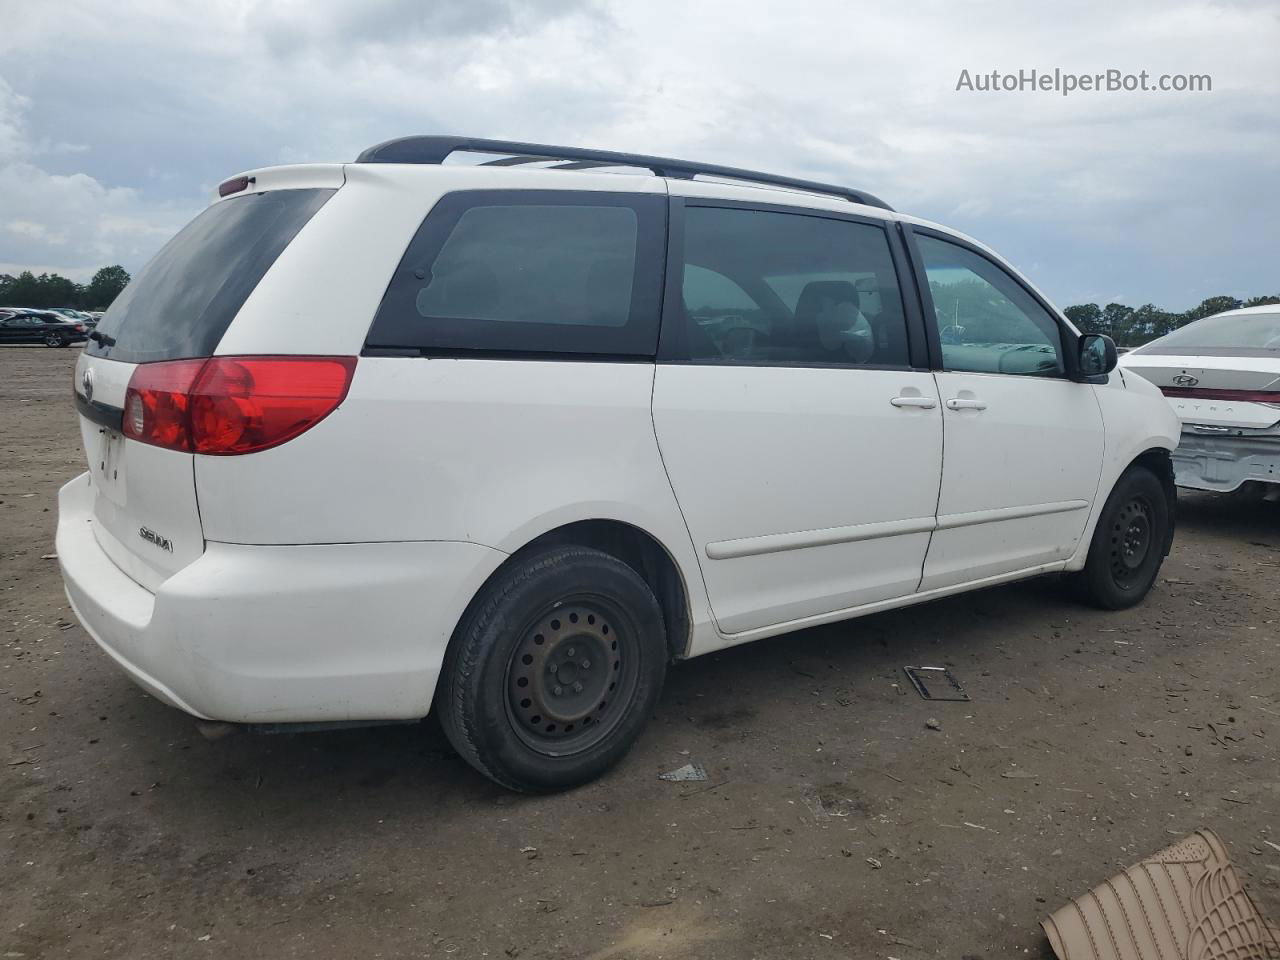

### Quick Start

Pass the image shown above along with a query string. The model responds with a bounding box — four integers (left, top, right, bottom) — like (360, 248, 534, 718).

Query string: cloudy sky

(2, 0, 1277, 310)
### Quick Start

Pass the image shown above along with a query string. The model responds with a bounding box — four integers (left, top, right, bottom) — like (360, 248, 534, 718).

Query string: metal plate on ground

(659, 762, 708, 782)
(903, 666, 969, 702)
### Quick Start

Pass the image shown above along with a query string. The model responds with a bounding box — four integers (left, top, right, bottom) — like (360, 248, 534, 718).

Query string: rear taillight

(1161, 387, 1280, 406)
(122, 356, 356, 455)
(122, 359, 205, 451)
(74, 323, 86, 332)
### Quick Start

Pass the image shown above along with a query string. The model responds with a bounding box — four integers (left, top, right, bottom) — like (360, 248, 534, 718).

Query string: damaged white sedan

(1122, 305, 1280, 498)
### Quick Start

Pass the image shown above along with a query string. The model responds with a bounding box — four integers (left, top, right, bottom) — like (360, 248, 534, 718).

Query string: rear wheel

(438, 545, 667, 792)
(1076, 465, 1171, 609)
(44, 332, 65, 347)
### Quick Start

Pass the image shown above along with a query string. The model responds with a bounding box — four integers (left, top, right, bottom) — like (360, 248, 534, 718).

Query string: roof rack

(354, 136, 893, 211)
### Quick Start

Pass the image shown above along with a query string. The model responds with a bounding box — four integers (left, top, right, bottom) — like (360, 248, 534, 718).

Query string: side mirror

(1078, 333, 1117, 380)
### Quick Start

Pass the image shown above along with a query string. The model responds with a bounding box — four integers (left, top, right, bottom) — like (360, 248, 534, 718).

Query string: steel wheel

(1077, 463, 1171, 610)
(505, 598, 637, 757)
(1108, 495, 1153, 587)
(440, 544, 668, 791)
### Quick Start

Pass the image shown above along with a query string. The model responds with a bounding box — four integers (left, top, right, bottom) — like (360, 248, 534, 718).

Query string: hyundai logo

(81, 367, 94, 402)
(1172, 374, 1199, 387)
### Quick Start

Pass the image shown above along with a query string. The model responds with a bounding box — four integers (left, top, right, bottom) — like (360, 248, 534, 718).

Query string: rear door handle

(890, 395, 938, 409)
(945, 397, 988, 411)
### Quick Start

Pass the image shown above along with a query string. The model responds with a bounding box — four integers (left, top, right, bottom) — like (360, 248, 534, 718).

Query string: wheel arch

(450, 518, 694, 663)
(1128, 446, 1177, 557)
(1068, 443, 1178, 572)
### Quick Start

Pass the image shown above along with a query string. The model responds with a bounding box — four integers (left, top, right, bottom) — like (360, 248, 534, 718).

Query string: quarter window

(916, 234, 1064, 377)
(415, 205, 637, 328)
(367, 191, 666, 357)
(672, 206, 911, 367)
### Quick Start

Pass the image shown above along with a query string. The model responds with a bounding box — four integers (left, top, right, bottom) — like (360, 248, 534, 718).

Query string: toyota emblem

(81, 367, 94, 402)
(1171, 374, 1199, 387)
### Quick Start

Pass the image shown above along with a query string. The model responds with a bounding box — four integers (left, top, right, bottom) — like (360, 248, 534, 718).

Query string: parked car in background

(51, 308, 98, 328)
(58, 136, 1180, 792)
(1121, 305, 1280, 499)
(0, 309, 89, 347)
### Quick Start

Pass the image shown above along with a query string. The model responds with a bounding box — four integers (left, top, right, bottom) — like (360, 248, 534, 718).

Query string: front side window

(672, 206, 911, 367)
(368, 191, 666, 356)
(916, 234, 1064, 377)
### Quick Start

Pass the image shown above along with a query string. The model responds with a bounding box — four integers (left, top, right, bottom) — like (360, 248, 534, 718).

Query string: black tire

(438, 545, 667, 792)
(44, 332, 65, 347)
(1076, 466, 1172, 609)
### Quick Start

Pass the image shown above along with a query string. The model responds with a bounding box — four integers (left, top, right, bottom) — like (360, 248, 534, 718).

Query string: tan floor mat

(1042, 829, 1280, 960)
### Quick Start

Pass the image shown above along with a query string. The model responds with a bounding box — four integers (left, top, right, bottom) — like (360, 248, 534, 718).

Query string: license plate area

(91, 427, 128, 507)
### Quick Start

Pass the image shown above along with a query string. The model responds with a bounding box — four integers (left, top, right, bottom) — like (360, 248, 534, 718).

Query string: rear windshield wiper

(88, 330, 116, 347)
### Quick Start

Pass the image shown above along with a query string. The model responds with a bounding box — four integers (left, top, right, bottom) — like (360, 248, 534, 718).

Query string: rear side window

(667, 205, 911, 367)
(88, 188, 334, 363)
(366, 190, 666, 357)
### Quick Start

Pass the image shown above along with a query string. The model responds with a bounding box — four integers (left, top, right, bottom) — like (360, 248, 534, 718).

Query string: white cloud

(0, 161, 192, 277)
(0, 76, 30, 162)
(0, 0, 1277, 307)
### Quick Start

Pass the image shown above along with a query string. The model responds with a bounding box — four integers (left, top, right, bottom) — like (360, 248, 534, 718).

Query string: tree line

(1062, 294, 1280, 347)
(0, 267, 132, 311)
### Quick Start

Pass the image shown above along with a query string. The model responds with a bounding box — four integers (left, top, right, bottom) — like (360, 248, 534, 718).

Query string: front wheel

(438, 545, 667, 792)
(1075, 465, 1172, 609)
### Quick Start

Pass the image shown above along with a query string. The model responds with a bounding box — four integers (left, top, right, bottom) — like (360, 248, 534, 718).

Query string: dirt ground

(1, 344, 1277, 960)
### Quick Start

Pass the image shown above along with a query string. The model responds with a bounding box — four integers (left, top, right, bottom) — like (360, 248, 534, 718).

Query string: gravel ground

(2, 344, 1277, 960)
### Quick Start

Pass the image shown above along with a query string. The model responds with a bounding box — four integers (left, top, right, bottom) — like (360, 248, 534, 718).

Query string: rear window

(366, 190, 665, 357)
(88, 188, 334, 363)
(1134, 311, 1280, 356)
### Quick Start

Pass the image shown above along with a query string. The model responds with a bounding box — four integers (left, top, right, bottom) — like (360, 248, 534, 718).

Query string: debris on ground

(1042, 828, 1280, 959)
(658, 762, 707, 782)
(195, 722, 239, 742)
(1000, 769, 1038, 780)
(903, 666, 970, 702)
(925, 717, 941, 731)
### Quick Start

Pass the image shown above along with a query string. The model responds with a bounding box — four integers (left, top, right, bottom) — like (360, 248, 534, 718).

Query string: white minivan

(58, 137, 1180, 791)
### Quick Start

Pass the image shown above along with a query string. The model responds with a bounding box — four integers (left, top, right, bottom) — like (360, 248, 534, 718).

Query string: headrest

(794, 280, 860, 325)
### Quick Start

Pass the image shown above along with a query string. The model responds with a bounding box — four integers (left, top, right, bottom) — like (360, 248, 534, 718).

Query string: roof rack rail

(354, 136, 893, 211)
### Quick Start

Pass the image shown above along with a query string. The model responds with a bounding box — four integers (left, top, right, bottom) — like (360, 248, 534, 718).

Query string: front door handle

(890, 395, 938, 409)
(945, 397, 988, 411)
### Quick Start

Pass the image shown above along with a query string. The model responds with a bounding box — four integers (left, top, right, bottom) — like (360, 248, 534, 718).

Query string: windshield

(1135, 311, 1280, 355)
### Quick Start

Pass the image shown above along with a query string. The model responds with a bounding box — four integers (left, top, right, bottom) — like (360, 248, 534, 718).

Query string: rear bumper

(56, 472, 505, 723)
(1172, 431, 1280, 492)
